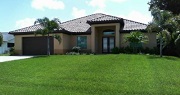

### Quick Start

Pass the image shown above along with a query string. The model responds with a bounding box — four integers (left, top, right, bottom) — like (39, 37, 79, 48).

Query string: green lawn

(0, 53, 10, 56)
(0, 54, 179, 95)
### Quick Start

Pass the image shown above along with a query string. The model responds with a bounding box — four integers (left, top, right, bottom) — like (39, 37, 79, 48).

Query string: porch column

(115, 23, 120, 48)
(91, 25, 96, 52)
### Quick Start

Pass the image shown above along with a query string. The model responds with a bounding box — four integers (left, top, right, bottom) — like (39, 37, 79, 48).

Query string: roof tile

(9, 13, 147, 34)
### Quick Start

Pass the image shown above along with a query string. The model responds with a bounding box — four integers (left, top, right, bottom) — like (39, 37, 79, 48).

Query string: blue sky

(0, 0, 152, 32)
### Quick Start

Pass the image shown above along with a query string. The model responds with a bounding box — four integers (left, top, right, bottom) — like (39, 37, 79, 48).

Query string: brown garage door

(22, 36, 54, 55)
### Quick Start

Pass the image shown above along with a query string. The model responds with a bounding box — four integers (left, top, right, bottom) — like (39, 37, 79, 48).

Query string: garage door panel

(22, 36, 54, 55)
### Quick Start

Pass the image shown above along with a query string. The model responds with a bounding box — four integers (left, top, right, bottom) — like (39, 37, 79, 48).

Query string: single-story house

(0, 32, 14, 54)
(9, 13, 157, 55)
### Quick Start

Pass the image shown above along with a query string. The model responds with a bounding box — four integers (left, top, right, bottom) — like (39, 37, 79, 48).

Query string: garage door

(22, 36, 54, 55)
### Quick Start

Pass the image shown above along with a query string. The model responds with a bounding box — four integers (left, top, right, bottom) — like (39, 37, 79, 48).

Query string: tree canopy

(148, 2, 180, 57)
(34, 17, 61, 55)
(148, 0, 180, 15)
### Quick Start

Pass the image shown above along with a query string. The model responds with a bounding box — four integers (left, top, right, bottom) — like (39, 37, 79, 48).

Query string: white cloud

(87, 0, 127, 8)
(119, 11, 152, 24)
(89, 0, 106, 8)
(31, 0, 65, 10)
(72, 7, 86, 18)
(15, 18, 36, 29)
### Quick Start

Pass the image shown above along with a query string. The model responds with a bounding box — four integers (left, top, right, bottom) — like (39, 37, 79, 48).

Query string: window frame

(77, 36, 87, 49)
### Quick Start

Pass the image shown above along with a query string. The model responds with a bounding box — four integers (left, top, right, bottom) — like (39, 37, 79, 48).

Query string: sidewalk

(0, 56, 33, 62)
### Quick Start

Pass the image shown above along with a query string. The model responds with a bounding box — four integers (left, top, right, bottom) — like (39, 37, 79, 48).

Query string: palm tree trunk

(160, 32, 163, 57)
(47, 33, 50, 56)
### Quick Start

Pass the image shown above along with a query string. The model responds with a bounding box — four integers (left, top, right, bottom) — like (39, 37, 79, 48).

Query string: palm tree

(34, 17, 61, 56)
(0, 32, 3, 46)
(148, 7, 180, 57)
(125, 31, 148, 53)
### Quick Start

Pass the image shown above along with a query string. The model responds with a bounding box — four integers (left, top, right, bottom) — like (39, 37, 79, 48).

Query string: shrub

(9, 48, 18, 56)
(175, 38, 180, 57)
(111, 47, 120, 54)
(124, 46, 134, 54)
(72, 46, 81, 53)
(66, 52, 80, 55)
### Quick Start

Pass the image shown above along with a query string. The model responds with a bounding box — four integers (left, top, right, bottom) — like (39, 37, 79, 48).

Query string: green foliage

(34, 17, 62, 55)
(125, 31, 148, 53)
(0, 32, 3, 46)
(0, 55, 179, 94)
(9, 47, 18, 56)
(119, 47, 159, 55)
(125, 31, 148, 43)
(147, 6, 180, 57)
(53, 34, 61, 44)
(148, 0, 180, 15)
(72, 46, 81, 53)
(175, 36, 180, 57)
(111, 47, 120, 54)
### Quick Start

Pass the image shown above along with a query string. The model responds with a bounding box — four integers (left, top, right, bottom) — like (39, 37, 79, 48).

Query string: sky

(0, 0, 152, 32)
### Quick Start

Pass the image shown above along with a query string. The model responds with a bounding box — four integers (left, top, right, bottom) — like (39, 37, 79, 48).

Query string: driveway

(0, 56, 33, 63)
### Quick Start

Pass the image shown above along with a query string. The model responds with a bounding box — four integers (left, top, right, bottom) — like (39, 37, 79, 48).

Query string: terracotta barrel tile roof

(123, 19, 147, 31)
(87, 14, 122, 23)
(9, 13, 147, 34)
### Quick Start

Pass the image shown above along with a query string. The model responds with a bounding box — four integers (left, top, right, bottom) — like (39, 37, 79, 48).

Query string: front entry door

(102, 37, 115, 53)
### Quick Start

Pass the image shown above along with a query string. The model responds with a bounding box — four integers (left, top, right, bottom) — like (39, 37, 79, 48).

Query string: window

(103, 29, 115, 35)
(77, 36, 87, 49)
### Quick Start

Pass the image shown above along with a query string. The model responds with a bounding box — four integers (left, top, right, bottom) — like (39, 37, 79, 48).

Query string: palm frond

(53, 34, 61, 44)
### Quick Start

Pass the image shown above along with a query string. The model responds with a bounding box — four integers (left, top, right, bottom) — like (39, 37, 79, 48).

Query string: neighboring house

(9, 13, 157, 55)
(0, 32, 14, 54)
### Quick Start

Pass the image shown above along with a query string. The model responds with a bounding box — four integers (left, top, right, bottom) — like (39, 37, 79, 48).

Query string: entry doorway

(102, 37, 115, 53)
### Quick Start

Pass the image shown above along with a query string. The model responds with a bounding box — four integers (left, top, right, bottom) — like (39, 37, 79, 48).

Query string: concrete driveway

(0, 56, 33, 63)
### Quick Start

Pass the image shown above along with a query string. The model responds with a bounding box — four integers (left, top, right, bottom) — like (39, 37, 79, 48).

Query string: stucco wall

(120, 32, 157, 49)
(53, 33, 64, 54)
(91, 23, 120, 53)
(14, 33, 92, 55)
(13, 31, 157, 55)
(71, 35, 91, 52)
(14, 34, 64, 55)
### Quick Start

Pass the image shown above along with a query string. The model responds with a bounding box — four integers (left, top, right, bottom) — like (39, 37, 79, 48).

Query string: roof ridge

(123, 18, 147, 26)
(61, 13, 105, 24)
(90, 14, 122, 21)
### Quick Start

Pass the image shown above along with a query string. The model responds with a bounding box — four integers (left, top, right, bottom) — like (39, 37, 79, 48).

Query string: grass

(0, 53, 10, 56)
(0, 54, 179, 95)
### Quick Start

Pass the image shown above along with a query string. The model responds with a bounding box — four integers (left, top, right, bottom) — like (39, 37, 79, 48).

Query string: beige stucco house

(9, 13, 157, 55)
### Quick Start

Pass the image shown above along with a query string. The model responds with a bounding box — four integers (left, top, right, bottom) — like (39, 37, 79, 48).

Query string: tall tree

(147, 7, 180, 57)
(0, 32, 3, 46)
(34, 17, 61, 56)
(148, 0, 180, 15)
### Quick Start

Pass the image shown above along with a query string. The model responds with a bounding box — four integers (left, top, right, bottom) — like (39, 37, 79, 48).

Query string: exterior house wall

(96, 26, 116, 53)
(120, 32, 157, 49)
(91, 23, 120, 53)
(14, 33, 92, 55)
(0, 42, 8, 54)
(71, 35, 91, 52)
(13, 31, 157, 55)
(14, 34, 65, 55)
(143, 33, 157, 48)
(0, 33, 14, 54)
(54, 33, 64, 54)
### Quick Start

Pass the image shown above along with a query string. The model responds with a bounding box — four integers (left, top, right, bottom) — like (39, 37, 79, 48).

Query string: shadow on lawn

(147, 55, 178, 61)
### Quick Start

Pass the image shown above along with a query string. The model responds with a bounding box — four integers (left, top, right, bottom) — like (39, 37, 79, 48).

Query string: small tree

(34, 17, 61, 56)
(125, 31, 148, 53)
(0, 32, 3, 46)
